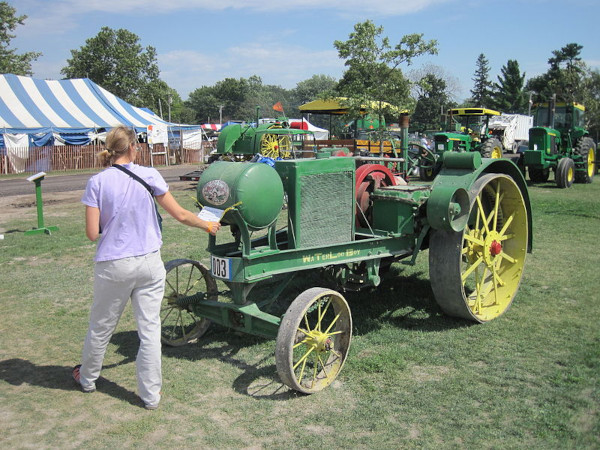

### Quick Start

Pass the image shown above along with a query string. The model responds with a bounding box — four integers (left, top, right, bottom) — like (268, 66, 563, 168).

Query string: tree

(581, 68, 600, 141)
(412, 73, 451, 131)
(291, 74, 337, 107)
(526, 43, 587, 103)
(61, 27, 162, 108)
(333, 20, 438, 123)
(492, 60, 527, 113)
(470, 54, 493, 107)
(0, 2, 40, 75)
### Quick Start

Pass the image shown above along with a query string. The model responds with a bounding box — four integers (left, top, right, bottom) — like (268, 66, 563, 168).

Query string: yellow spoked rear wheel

(161, 259, 217, 346)
(429, 173, 528, 322)
(276, 288, 352, 393)
(260, 131, 292, 159)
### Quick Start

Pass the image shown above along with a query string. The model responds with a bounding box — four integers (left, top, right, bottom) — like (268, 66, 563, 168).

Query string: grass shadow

(0, 357, 142, 407)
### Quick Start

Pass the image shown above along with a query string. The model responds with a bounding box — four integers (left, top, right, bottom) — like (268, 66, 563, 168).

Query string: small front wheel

(161, 259, 217, 346)
(275, 288, 352, 394)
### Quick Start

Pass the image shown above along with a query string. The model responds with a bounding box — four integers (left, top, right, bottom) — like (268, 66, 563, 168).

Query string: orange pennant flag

(272, 101, 284, 112)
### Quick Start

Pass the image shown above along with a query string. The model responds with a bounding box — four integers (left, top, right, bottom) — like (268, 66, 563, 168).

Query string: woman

(73, 125, 220, 410)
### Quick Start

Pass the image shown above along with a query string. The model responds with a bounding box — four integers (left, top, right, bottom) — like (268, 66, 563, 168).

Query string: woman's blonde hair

(97, 126, 137, 167)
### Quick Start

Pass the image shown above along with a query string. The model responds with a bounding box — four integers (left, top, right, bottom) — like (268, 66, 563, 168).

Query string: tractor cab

(433, 108, 503, 158)
(532, 102, 586, 141)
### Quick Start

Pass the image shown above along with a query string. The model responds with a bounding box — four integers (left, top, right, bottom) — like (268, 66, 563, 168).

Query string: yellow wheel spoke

(493, 181, 500, 231)
(476, 196, 491, 234)
(499, 251, 516, 264)
(464, 233, 484, 246)
(297, 354, 308, 385)
(318, 298, 333, 330)
(323, 313, 341, 335)
(293, 345, 315, 370)
(499, 213, 514, 236)
(317, 353, 330, 380)
(462, 255, 484, 282)
(292, 336, 309, 349)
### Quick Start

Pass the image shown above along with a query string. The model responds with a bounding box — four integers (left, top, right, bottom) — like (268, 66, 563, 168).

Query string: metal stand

(24, 172, 58, 236)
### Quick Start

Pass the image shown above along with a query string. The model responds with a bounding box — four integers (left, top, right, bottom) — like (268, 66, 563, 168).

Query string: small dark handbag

(112, 164, 163, 231)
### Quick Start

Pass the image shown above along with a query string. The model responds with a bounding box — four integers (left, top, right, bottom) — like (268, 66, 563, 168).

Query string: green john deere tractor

(523, 100, 596, 188)
(434, 108, 504, 158)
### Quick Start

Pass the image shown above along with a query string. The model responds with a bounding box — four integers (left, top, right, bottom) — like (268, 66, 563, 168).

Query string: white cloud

(159, 44, 343, 98)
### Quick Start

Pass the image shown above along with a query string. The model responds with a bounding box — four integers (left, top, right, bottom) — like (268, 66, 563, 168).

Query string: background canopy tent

(0, 73, 200, 146)
(299, 97, 403, 115)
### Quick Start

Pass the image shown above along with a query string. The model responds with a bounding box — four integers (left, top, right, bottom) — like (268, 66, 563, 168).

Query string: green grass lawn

(0, 177, 598, 448)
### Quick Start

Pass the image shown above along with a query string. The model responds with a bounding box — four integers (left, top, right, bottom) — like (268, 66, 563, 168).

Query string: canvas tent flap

(0, 74, 200, 144)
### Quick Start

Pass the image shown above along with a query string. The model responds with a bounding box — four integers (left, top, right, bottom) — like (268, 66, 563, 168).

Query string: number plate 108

(211, 255, 231, 280)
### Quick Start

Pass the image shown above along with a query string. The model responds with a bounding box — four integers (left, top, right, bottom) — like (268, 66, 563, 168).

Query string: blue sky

(10, 0, 600, 104)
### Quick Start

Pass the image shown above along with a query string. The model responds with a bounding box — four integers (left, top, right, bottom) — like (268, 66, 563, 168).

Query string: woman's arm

(85, 205, 100, 241)
(156, 191, 220, 235)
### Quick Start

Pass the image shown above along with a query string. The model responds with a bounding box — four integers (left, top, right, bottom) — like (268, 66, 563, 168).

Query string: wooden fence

(0, 142, 215, 175)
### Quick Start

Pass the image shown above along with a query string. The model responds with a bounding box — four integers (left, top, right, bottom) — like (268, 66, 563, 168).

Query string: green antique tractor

(213, 118, 312, 161)
(522, 100, 596, 188)
(160, 139, 533, 393)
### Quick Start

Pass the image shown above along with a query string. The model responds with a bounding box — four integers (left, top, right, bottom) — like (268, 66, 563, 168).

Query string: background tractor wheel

(161, 259, 217, 346)
(480, 138, 503, 159)
(573, 137, 596, 183)
(429, 173, 528, 322)
(528, 167, 550, 183)
(275, 287, 352, 394)
(555, 157, 575, 188)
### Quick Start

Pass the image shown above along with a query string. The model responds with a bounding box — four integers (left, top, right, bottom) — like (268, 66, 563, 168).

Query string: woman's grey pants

(79, 250, 166, 408)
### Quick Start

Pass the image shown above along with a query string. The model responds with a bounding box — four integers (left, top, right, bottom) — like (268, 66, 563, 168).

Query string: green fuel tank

(197, 161, 284, 230)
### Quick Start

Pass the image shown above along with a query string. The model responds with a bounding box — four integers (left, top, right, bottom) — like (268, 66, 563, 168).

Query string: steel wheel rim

(491, 146, 502, 159)
(460, 176, 527, 321)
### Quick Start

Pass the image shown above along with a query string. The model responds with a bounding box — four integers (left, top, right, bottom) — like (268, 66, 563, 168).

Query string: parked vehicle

(522, 98, 596, 188)
(489, 114, 533, 153)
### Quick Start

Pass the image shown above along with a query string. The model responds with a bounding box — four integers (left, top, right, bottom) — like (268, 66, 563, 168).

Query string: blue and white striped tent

(0, 73, 198, 146)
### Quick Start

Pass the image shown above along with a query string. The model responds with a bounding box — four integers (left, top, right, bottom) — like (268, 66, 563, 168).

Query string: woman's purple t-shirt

(81, 163, 169, 262)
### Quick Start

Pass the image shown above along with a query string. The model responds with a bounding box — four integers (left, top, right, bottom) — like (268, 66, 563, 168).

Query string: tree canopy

(333, 20, 438, 121)
(0, 2, 40, 76)
(61, 27, 166, 110)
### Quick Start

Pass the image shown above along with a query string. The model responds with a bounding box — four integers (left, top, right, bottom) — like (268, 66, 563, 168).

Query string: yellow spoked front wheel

(260, 133, 292, 159)
(161, 259, 217, 346)
(429, 173, 528, 322)
(276, 288, 352, 393)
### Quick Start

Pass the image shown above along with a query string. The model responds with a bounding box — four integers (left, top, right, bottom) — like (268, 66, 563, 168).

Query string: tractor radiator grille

(298, 171, 354, 247)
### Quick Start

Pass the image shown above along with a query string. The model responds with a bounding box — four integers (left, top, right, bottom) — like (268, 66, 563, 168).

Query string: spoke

(317, 353, 330, 380)
(162, 306, 175, 323)
(493, 181, 500, 231)
(317, 298, 333, 332)
(464, 233, 484, 246)
(323, 313, 341, 335)
(475, 266, 489, 313)
(293, 345, 316, 370)
(462, 255, 484, 282)
(303, 313, 311, 333)
(492, 264, 499, 305)
(311, 360, 318, 389)
(499, 213, 515, 237)
(293, 335, 309, 349)
(492, 258, 506, 286)
(499, 251, 516, 264)
(297, 354, 308, 385)
(476, 196, 491, 234)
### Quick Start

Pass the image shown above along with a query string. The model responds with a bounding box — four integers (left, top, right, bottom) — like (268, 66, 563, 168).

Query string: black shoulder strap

(112, 164, 155, 196)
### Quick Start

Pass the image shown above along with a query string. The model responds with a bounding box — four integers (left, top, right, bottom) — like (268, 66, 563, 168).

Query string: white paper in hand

(198, 206, 225, 222)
